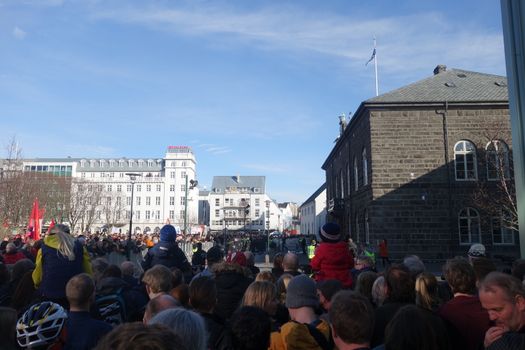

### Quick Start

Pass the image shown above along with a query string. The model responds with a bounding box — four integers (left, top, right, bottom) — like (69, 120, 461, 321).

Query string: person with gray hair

(143, 294, 180, 324)
(149, 308, 207, 350)
(2, 243, 27, 265)
(403, 255, 426, 279)
(479, 272, 525, 350)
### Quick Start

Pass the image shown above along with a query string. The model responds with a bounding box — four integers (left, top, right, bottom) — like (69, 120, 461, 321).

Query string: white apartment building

(19, 146, 199, 234)
(209, 175, 282, 234)
(300, 183, 327, 236)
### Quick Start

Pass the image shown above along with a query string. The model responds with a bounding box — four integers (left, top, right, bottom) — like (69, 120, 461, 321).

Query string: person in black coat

(142, 225, 191, 277)
(213, 261, 252, 322)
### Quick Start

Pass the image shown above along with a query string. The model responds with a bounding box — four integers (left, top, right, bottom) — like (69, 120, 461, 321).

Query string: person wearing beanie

(467, 243, 486, 260)
(142, 225, 192, 278)
(310, 222, 354, 288)
(269, 275, 333, 350)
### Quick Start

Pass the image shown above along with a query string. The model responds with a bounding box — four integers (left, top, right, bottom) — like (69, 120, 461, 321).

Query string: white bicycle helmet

(16, 301, 68, 348)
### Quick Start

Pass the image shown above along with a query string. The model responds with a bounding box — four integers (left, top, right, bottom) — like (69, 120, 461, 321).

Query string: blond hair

(50, 224, 76, 261)
(241, 281, 277, 314)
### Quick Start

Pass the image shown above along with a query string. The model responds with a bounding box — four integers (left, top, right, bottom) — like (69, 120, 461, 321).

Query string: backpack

(95, 287, 127, 326)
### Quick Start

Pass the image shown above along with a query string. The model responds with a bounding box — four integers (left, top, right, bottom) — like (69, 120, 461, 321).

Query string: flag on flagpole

(366, 47, 376, 66)
(27, 198, 44, 241)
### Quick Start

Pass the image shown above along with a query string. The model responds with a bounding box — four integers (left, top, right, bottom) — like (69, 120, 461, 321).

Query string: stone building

(7, 146, 199, 235)
(322, 65, 519, 261)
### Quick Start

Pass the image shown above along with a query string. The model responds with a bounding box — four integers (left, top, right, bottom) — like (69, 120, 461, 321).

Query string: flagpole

(373, 37, 378, 96)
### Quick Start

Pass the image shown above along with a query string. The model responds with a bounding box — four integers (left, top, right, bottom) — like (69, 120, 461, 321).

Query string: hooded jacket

(270, 319, 331, 350)
(32, 235, 92, 298)
(310, 241, 354, 288)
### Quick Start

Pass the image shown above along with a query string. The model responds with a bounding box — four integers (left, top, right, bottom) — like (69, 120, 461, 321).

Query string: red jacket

(2, 250, 27, 265)
(310, 241, 354, 288)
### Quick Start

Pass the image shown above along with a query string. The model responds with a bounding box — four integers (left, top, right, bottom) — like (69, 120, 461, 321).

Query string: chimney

(235, 175, 240, 183)
(339, 114, 347, 136)
(433, 65, 447, 75)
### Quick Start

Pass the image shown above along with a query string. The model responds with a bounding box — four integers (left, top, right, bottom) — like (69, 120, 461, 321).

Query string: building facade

(18, 146, 199, 235)
(322, 66, 520, 260)
(299, 183, 327, 236)
(208, 175, 283, 235)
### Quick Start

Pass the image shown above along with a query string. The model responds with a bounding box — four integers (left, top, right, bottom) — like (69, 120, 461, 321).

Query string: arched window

(364, 209, 370, 244)
(353, 156, 359, 191)
(491, 210, 515, 245)
(486, 140, 510, 180)
(362, 148, 368, 185)
(454, 141, 477, 180)
(458, 207, 481, 244)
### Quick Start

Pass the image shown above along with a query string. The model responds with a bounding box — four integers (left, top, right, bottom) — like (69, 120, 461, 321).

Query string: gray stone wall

(325, 104, 519, 261)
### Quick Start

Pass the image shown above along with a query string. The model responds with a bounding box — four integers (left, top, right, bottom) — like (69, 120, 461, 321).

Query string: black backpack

(95, 287, 127, 326)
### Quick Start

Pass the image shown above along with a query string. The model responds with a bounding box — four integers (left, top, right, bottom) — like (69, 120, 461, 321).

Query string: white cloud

(92, 4, 505, 77)
(206, 146, 231, 155)
(12, 26, 26, 40)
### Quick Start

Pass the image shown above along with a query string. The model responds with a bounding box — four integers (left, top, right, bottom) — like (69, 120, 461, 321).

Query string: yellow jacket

(269, 319, 331, 350)
(32, 235, 93, 288)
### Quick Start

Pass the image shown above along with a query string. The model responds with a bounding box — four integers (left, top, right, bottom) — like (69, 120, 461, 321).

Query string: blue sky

(0, 0, 507, 204)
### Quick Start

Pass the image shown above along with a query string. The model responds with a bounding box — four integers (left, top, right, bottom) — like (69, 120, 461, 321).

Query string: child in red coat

(310, 223, 354, 288)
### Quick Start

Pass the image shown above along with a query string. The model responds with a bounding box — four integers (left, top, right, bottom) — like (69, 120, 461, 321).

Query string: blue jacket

(38, 241, 84, 299)
(142, 241, 191, 272)
(64, 311, 112, 350)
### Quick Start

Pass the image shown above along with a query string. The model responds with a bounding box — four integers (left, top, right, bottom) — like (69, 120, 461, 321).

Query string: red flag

(48, 218, 56, 231)
(27, 198, 44, 241)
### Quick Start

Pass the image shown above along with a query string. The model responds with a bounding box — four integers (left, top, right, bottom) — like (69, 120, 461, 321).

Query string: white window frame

(454, 140, 478, 181)
(458, 207, 481, 245)
(491, 210, 515, 245)
(486, 140, 510, 181)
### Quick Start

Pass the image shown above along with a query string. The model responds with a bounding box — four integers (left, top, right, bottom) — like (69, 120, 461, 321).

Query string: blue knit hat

(319, 222, 341, 242)
(160, 225, 177, 242)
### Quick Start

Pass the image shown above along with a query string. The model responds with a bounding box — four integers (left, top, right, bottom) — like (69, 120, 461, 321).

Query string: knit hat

(319, 222, 341, 243)
(285, 275, 319, 309)
(468, 243, 486, 258)
(160, 225, 177, 242)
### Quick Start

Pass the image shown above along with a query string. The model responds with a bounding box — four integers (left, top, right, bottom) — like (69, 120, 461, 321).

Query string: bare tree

(470, 122, 518, 233)
(68, 179, 104, 234)
(100, 189, 127, 230)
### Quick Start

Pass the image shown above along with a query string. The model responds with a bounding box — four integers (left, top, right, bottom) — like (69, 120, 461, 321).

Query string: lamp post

(125, 172, 142, 261)
(183, 175, 198, 238)
(265, 199, 271, 263)
(241, 198, 250, 234)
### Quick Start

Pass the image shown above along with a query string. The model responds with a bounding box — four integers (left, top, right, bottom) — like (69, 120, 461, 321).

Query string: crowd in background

(0, 222, 524, 350)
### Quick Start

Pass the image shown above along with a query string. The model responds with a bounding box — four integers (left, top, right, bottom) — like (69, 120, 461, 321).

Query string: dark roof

(300, 183, 326, 208)
(211, 176, 265, 192)
(366, 68, 507, 104)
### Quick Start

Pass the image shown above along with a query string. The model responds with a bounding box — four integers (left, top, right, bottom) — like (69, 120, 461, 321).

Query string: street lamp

(125, 172, 142, 261)
(183, 175, 198, 237)
(241, 198, 250, 234)
(265, 199, 271, 263)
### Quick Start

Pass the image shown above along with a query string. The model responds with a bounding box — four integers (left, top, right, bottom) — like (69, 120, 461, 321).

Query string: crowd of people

(0, 222, 524, 349)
